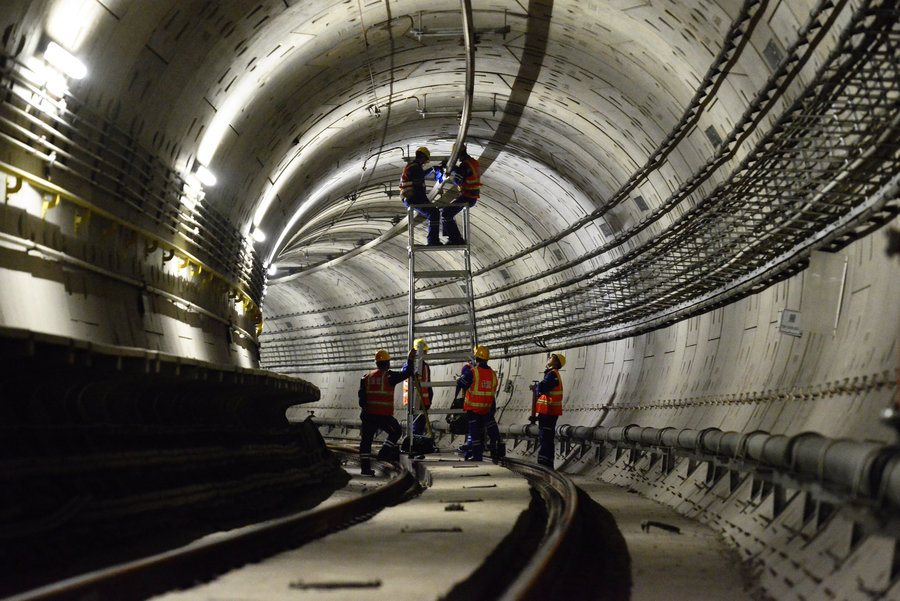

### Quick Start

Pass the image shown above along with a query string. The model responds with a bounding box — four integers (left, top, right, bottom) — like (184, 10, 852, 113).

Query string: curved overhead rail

(264, 0, 831, 309)
(261, 0, 900, 371)
(8, 450, 417, 601)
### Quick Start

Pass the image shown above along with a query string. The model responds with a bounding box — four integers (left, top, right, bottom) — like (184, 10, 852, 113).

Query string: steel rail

(318, 420, 583, 601)
(496, 457, 580, 601)
(6, 449, 419, 601)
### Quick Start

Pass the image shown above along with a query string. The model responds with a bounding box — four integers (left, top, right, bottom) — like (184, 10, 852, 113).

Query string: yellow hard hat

(413, 338, 428, 351)
(551, 352, 566, 368)
(375, 349, 390, 362)
(473, 345, 489, 360)
(415, 146, 431, 161)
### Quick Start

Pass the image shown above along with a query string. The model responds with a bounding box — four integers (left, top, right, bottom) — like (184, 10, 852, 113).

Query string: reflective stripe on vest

(365, 370, 395, 416)
(458, 157, 481, 197)
(403, 364, 431, 407)
(399, 162, 425, 199)
(464, 364, 495, 414)
(536, 369, 563, 416)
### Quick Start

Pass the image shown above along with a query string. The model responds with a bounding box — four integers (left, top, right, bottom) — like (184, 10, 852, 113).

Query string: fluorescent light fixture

(195, 165, 217, 187)
(44, 41, 87, 80)
(251, 228, 266, 242)
(267, 264, 278, 276)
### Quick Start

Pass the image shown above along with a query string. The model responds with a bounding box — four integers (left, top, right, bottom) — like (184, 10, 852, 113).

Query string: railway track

(8, 448, 605, 601)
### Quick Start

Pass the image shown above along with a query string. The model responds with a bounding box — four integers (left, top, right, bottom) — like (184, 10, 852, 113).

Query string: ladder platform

(424, 408, 465, 415)
(414, 324, 471, 334)
(424, 351, 473, 362)
(414, 297, 470, 307)
(414, 269, 469, 279)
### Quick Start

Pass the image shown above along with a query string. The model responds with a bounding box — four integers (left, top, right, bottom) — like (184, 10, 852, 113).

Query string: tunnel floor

(575, 477, 763, 601)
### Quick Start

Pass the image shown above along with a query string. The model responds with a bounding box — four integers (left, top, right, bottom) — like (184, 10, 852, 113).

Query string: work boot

(445, 237, 465, 245)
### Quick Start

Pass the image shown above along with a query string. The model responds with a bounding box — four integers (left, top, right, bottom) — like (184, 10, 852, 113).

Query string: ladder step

(419, 380, 458, 388)
(424, 351, 473, 362)
(414, 297, 470, 307)
(414, 269, 469, 278)
(425, 408, 465, 415)
(414, 324, 471, 334)
(412, 244, 467, 251)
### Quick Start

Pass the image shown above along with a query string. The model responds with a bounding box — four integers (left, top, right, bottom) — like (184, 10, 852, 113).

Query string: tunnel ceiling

(6, 0, 899, 371)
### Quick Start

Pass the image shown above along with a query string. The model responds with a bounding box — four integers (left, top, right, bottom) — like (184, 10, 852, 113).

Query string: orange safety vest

(399, 162, 426, 201)
(457, 157, 481, 198)
(535, 369, 563, 416)
(403, 363, 431, 408)
(364, 369, 395, 416)
(464, 363, 496, 415)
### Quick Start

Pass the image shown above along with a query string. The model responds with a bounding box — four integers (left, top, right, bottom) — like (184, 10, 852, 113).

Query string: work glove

(433, 166, 444, 183)
(528, 415, 537, 425)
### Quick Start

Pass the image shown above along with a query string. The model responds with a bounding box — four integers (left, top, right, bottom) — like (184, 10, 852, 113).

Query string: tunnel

(1, 0, 900, 599)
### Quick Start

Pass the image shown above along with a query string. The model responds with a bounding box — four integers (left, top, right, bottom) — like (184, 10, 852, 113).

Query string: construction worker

(399, 146, 441, 246)
(456, 344, 500, 462)
(402, 338, 432, 436)
(358, 348, 415, 475)
(441, 144, 481, 245)
(532, 352, 565, 469)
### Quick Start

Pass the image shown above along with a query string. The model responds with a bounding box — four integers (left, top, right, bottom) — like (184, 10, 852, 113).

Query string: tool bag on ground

(400, 434, 436, 454)
(446, 395, 468, 435)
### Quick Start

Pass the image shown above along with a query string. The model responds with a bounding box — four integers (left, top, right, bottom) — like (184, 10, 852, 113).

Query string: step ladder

(406, 205, 477, 449)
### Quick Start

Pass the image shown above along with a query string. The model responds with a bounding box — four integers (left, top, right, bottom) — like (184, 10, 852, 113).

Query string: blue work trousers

(441, 196, 476, 240)
(537, 414, 558, 468)
(465, 407, 500, 461)
(405, 200, 440, 243)
(360, 412, 402, 470)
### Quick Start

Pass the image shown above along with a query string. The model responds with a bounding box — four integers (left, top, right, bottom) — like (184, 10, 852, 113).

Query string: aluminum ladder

(405, 204, 477, 450)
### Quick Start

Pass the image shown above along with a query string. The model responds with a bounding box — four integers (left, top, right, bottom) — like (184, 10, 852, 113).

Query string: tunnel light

(251, 228, 266, 243)
(44, 41, 87, 80)
(267, 263, 278, 276)
(194, 164, 217, 187)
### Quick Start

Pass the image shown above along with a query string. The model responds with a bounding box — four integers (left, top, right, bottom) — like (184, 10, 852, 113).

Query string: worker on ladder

(400, 146, 441, 246)
(402, 338, 433, 436)
(456, 345, 501, 462)
(441, 144, 481, 245)
(358, 348, 415, 475)
(531, 352, 566, 469)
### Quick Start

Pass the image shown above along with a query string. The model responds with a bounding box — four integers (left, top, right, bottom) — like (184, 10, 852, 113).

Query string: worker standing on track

(400, 146, 441, 246)
(532, 352, 565, 469)
(359, 348, 415, 475)
(457, 345, 501, 462)
(402, 338, 432, 436)
(441, 144, 481, 245)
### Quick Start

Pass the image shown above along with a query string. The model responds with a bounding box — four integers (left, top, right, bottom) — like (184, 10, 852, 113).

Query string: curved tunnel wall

(292, 219, 900, 447)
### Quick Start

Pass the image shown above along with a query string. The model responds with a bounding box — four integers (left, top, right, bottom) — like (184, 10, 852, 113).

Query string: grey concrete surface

(150, 460, 531, 601)
(576, 478, 760, 601)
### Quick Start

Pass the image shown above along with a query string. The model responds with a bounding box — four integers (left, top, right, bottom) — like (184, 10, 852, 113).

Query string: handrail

(0, 160, 263, 333)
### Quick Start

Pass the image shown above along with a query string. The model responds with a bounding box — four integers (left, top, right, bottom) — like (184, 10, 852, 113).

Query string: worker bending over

(532, 352, 565, 469)
(399, 146, 441, 246)
(359, 348, 415, 475)
(456, 344, 501, 462)
(440, 144, 481, 245)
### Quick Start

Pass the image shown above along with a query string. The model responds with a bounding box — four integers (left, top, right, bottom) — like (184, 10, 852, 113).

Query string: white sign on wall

(779, 309, 802, 337)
